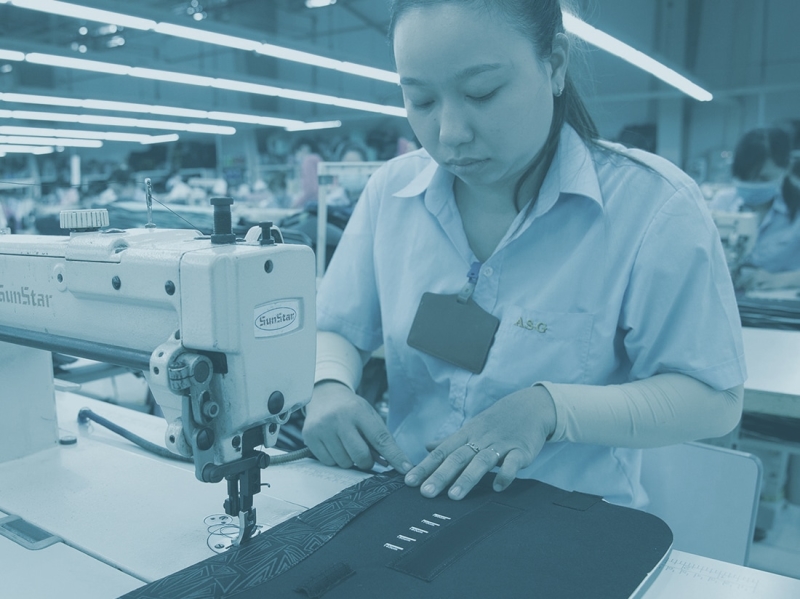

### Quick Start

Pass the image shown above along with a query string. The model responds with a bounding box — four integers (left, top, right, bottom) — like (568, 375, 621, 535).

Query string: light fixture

(2, 0, 400, 84)
(0, 134, 102, 147)
(306, 0, 337, 9)
(0, 92, 343, 130)
(0, 108, 236, 134)
(0, 50, 25, 62)
(0, 144, 54, 155)
(0, 125, 180, 144)
(562, 13, 712, 102)
(0, 49, 406, 117)
(5, 0, 156, 31)
(284, 121, 342, 132)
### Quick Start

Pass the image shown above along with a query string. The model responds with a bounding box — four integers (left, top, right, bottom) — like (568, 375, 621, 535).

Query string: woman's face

(393, 3, 567, 191)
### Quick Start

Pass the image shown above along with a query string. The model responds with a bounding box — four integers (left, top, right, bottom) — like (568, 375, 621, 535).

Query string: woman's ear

(549, 32, 570, 95)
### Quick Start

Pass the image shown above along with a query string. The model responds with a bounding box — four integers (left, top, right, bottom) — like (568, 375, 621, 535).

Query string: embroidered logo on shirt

(515, 318, 547, 333)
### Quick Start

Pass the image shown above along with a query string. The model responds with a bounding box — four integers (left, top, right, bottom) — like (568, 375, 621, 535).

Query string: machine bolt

(196, 428, 215, 451)
(268, 423, 278, 435)
(202, 401, 220, 419)
(264, 260, 274, 273)
(193, 360, 210, 383)
(232, 435, 241, 449)
(112, 276, 121, 290)
(165, 280, 176, 295)
(268, 391, 284, 415)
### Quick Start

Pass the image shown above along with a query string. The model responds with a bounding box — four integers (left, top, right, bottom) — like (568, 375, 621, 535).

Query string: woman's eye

(410, 99, 434, 110)
(468, 88, 499, 102)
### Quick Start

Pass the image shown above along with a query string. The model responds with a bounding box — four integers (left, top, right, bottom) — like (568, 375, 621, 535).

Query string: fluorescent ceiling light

(0, 144, 54, 155)
(0, 125, 179, 144)
(0, 108, 236, 134)
(153, 22, 261, 52)
(562, 13, 712, 102)
(3, 0, 400, 84)
(0, 92, 339, 130)
(25, 52, 132, 75)
(6, 0, 156, 30)
(3, 1, 710, 100)
(0, 134, 102, 147)
(0, 49, 25, 61)
(285, 120, 342, 132)
(0, 49, 406, 117)
(141, 134, 180, 145)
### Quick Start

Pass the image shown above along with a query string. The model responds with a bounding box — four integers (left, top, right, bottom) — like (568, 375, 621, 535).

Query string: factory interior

(1, 1, 800, 597)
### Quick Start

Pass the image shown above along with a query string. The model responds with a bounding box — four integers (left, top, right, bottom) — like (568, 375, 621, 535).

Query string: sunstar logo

(0, 284, 53, 308)
(254, 300, 302, 338)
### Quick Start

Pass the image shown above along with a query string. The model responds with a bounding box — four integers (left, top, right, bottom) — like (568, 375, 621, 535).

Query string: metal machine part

(0, 201, 316, 545)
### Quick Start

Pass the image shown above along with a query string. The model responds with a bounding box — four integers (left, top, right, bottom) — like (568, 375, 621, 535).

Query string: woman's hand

(404, 386, 556, 500)
(303, 381, 413, 474)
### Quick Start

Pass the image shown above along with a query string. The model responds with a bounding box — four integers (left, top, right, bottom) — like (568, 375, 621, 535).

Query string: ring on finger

(465, 442, 481, 454)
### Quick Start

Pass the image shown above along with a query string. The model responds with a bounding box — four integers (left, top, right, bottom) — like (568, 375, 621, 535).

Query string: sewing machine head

(0, 201, 316, 542)
(711, 210, 760, 273)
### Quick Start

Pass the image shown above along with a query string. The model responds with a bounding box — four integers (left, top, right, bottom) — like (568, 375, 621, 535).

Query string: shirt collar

(391, 125, 604, 214)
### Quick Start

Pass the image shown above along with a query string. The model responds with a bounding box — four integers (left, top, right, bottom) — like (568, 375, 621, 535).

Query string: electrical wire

(77, 407, 314, 464)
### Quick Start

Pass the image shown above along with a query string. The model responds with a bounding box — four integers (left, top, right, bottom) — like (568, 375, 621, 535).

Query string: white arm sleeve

(314, 330, 370, 392)
(538, 373, 743, 448)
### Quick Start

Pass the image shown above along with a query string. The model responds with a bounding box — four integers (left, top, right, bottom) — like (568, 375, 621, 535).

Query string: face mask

(338, 173, 365, 195)
(734, 178, 781, 206)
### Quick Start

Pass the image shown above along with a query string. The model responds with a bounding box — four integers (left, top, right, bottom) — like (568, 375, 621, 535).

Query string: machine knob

(60, 209, 109, 232)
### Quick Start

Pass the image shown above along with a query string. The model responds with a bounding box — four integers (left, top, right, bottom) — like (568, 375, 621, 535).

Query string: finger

(304, 433, 336, 467)
(357, 411, 413, 474)
(418, 445, 478, 498)
(493, 448, 526, 492)
(339, 427, 376, 471)
(406, 436, 468, 486)
(448, 447, 503, 500)
(321, 436, 354, 469)
(424, 439, 444, 452)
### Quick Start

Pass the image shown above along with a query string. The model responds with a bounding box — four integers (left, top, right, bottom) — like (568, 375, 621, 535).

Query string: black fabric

(122, 472, 672, 599)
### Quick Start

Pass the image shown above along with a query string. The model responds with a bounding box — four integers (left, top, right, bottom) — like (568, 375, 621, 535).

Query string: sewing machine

(711, 209, 759, 272)
(0, 199, 316, 545)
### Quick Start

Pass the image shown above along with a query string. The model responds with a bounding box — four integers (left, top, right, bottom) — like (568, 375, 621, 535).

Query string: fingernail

(422, 483, 435, 495)
(401, 461, 413, 474)
(449, 485, 462, 499)
(493, 483, 502, 492)
(405, 473, 418, 485)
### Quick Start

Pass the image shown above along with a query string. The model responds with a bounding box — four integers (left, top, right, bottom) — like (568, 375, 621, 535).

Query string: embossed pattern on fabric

(120, 472, 405, 599)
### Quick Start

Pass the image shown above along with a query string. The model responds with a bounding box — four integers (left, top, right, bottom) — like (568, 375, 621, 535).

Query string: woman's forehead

(393, 4, 537, 80)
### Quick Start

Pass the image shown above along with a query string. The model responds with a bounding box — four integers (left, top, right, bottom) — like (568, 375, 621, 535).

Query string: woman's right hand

(302, 381, 413, 474)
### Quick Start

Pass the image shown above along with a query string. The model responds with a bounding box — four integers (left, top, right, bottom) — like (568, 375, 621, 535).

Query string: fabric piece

(123, 471, 673, 599)
(120, 473, 405, 599)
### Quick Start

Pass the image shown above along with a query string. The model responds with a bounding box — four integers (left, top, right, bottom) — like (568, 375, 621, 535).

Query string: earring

(554, 85, 563, 97)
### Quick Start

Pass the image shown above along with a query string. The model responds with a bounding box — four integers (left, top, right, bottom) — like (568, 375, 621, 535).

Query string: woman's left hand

(404, 386, 557, 500)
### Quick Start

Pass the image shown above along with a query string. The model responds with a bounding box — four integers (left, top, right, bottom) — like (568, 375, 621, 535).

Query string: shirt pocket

(484, 307, 594, 386)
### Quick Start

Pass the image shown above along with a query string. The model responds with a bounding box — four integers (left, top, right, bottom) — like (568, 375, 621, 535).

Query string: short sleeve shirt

(317, 125, 747, 507)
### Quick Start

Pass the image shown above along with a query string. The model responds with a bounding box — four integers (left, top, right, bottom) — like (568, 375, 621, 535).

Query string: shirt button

(482, 266, 493, 277)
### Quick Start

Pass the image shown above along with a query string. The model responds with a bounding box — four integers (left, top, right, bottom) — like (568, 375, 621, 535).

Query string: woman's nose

(437, 103, 474, 147)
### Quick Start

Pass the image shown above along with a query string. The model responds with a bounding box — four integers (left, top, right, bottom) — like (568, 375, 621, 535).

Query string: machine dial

(59, 209, 110, 232)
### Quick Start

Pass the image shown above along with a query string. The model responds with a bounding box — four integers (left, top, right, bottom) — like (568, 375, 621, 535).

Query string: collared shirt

(709, 188, 800, 272)
(317, 125, 746, 507)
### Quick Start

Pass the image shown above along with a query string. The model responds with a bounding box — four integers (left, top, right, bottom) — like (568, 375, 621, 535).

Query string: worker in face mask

(710, 127, 800, 291)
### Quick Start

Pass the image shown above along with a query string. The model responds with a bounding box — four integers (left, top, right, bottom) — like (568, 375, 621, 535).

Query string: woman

(710, 127, 800, 290)
(303, 0, 746, 507)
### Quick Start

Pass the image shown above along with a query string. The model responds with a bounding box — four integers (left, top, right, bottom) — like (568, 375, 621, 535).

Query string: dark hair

(732, 127, 791, 181)
(388, 0, 598, 210)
